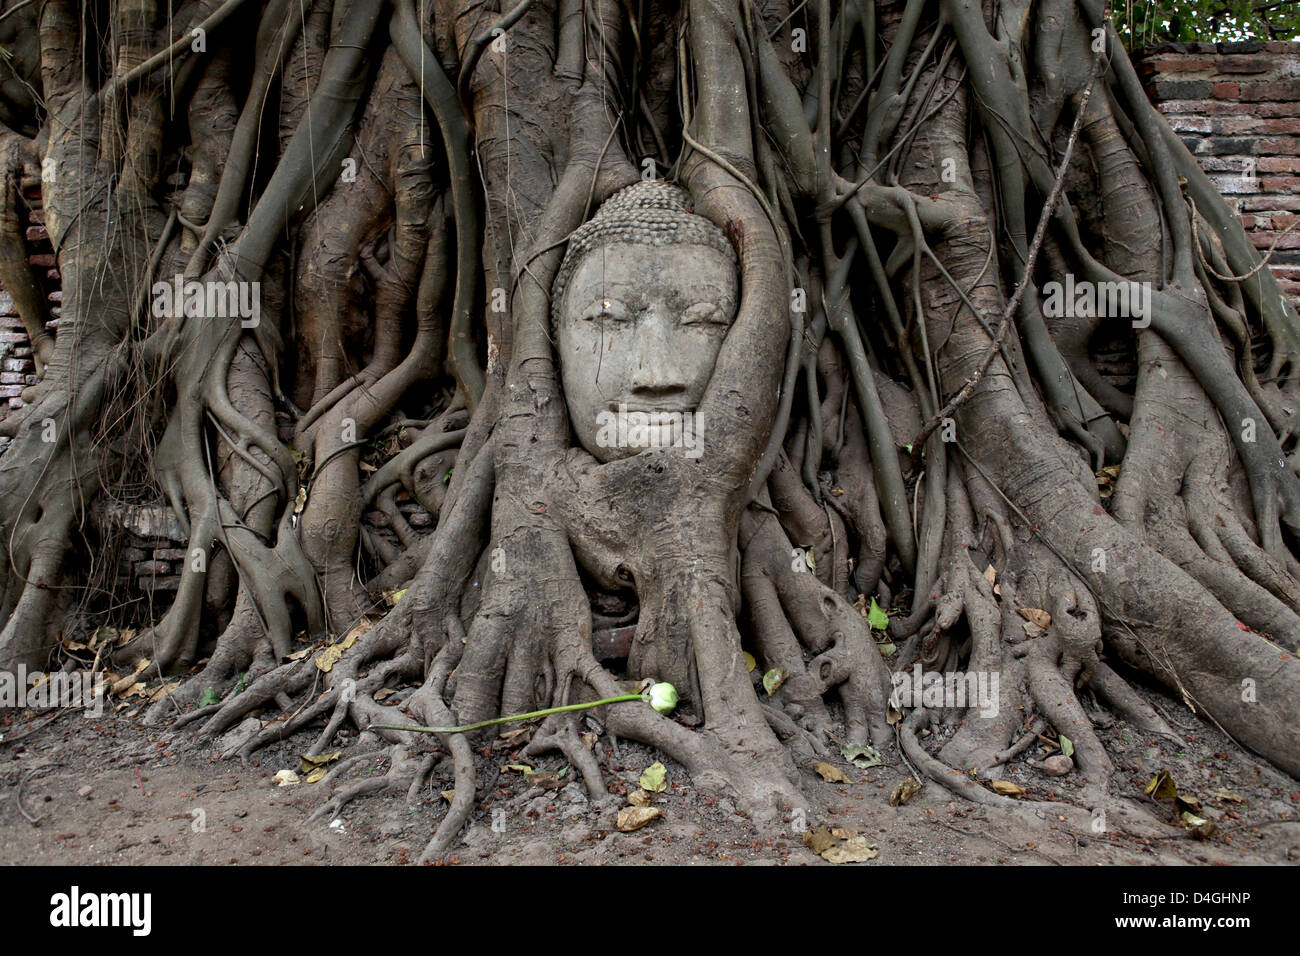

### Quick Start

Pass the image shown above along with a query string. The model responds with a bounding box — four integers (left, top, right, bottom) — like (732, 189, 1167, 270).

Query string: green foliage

(1112, 0, 1300, 45)
(867, 597, 890, 631)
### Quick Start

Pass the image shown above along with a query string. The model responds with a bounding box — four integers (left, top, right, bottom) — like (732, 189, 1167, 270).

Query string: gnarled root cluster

(0, 0, 1296, 860)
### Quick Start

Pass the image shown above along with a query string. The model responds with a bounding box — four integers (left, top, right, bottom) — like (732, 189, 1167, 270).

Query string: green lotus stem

(370, 693, 645, 736)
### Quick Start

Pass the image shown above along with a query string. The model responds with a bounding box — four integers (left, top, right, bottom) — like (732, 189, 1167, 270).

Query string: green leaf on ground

(867, 598, 889, 631)
(763, 667, 789, 695)
(640, 761, 668, 793)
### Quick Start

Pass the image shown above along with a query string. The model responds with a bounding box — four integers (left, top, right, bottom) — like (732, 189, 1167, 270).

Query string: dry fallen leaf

(814, 762, 851, 784)
(492, 726, 532, 751)
(821, 836, 879, 864)
(273, 769, 300, 787)
(616, 806, 662, 832)
(890, 777, 922, 806)
(147, 681, 180, 704)
(1183, 813, 1217, 840)
(110, 658, 151, 696)
(802, 827, 837, 855)
(1016, 608, 1052, 629)
(803, 826, 877, 863)
(990, 780, 1025, 796)
(315, 626, 366, 673)
(300, 751, 342, 773)
(628, 789, 653, 807)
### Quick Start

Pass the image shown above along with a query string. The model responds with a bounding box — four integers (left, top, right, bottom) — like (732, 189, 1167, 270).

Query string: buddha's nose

(629, 307, 687, 394)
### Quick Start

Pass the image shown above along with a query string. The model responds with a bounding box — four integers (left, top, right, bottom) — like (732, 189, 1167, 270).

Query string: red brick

(1216, 55, 1275, 75)
(1159, 100, 1300, 117)
(1146, 56, 1220, 73)
(1168, 115, 1211, 133)
(1211, 117, 1300, 135)
(1238, 80, 1300, 102)
(1258, 136, 1300, 153)
(1198, 156, 1249, 173)
(1260, 158, 1300, 173)
(1241, 196, 1300, 212)
(1209, 174, 1260, 194)
(1212, 81, 1240, 98)
(1250, 231, 1300, 250)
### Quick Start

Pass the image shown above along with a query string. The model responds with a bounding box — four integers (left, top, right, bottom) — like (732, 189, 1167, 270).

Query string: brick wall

(0, 192, 55, 410)
(1134, 41, 1300, 308)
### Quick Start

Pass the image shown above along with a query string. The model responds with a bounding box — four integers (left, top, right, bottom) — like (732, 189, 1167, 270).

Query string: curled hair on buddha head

(550, 180, 738, 326)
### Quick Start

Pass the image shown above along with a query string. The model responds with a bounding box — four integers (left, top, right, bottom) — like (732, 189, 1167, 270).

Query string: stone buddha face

(553, 183, 739, 462)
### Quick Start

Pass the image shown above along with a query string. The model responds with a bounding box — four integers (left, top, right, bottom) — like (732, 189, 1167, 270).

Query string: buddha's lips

(607, 405, 695, 419)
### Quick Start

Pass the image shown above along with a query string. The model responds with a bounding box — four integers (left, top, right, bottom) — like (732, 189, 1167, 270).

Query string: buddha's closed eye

(580, 298, 630, 322)
(679, 301, 728, 326)
(580, 298, 729, 327)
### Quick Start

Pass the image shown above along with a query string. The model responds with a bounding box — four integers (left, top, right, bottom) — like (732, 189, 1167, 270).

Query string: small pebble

(1041, 754, 1074, 776)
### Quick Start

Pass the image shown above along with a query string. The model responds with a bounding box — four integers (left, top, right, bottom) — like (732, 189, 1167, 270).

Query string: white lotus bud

(646, 682, 678, 715)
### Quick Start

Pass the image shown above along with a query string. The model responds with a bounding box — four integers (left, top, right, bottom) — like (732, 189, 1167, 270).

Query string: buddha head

(552, 181, 739, 462)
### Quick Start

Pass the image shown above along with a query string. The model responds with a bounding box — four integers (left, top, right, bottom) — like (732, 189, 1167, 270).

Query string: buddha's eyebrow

(573, 276, 638, 292)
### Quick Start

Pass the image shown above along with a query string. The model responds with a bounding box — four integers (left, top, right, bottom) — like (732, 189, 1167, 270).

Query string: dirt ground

(2, 673, 1297, 866)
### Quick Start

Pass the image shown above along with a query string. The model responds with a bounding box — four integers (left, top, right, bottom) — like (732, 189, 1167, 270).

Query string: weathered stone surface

(553, 181, 739, 463)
